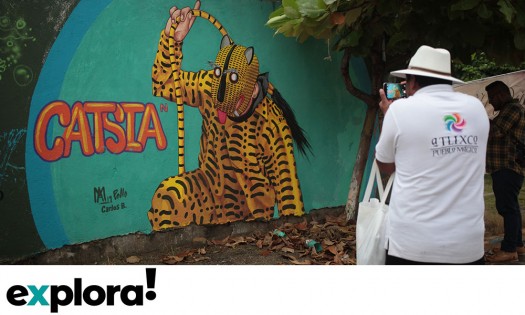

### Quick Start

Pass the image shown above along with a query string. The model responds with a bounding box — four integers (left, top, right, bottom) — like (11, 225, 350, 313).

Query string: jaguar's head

(211, 36, 259, 124)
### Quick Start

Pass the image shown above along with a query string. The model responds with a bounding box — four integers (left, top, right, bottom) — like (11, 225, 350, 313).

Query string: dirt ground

(117, 235, 524, 266)
(96, 216, 524, 266)
(133, 242, 292, 265)
(16, 206, 524, 265)
(109, 208, 356, 265)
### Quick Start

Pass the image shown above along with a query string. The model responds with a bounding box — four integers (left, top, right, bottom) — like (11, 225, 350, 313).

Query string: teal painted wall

(0, 0, 369, 262)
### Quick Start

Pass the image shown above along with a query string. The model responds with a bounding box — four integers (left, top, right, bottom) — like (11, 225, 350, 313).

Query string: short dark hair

(485, 80, 510, 94)
(406, 74, 452, 87)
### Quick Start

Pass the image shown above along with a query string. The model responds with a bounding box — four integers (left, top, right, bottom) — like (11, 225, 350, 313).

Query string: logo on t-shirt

(431, 113, 478, 157)
(444, 113, 466, 132)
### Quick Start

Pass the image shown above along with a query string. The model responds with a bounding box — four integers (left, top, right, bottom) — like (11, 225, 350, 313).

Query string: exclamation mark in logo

(145, 268, 156, 301)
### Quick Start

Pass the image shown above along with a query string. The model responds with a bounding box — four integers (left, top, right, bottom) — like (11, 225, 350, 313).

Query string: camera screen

(384, 83, 406, 100)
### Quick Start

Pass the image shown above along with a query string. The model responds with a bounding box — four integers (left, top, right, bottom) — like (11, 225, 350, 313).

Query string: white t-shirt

(375, 84, 489, 263)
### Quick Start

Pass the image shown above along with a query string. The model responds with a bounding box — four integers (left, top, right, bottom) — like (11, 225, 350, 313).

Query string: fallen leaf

(210, 236, 230, 246)
(225, 236, 247, 248)
(263, 235, 273, 246)
(260, 250, 272, 257)
(327, 245, 339, 256)
(323, 239, 335, 246)
(176, 250, 195, 258)
(333, 252, 343, 265)
(310, 225, 322, 234)
(298, 250, 310, 258)
(282, 223, 294, 230)
(282, 238, 294, 247)
(270, 243, 285, 251)
(282, 253, 312, 265)
(294, 220, 308, 231)
(281, 247, 295, 253)
(245, 236, 257, 243)
(161, 255, 184, 265)
(126, 256, 141, 264)
(192, 237, 207, 245)
(326, 213, 348, 225)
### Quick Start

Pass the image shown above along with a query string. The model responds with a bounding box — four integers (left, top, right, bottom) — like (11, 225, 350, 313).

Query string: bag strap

(379, 170, 394, 208)
(363, 160, 394, 205)
(363, 161, 381, 202)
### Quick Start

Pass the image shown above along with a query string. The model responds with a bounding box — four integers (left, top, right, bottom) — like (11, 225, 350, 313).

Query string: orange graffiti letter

(34, 101, 71, 162)
(103, 103, 126, 154)
(137, 103, 167, 150)
(63, 102, 95, 157)
(85, 102, 116, 154)
(121, 102, 145, 152)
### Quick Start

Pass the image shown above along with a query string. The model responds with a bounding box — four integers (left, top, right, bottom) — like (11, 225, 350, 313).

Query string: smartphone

(383, 82, 407, 100)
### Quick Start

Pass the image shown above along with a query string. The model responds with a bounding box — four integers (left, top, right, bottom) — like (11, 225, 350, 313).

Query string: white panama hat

(390, 45, 464, 84)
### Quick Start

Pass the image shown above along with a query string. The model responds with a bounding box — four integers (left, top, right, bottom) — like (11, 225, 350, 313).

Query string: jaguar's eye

(229, 72, 238, 83)
(214, 67, 221, 78)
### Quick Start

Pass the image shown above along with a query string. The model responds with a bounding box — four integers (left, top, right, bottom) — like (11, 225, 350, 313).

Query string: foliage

(455, 52, 525, 82)
(267, 0, 525, 76)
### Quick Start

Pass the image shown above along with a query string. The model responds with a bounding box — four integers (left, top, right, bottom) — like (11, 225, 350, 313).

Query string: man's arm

(376, 160, 395, 176)
(376, 87, 396, 176)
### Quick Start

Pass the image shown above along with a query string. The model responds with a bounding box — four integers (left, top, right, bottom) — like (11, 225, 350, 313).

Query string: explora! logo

(5, 268, 156, 313)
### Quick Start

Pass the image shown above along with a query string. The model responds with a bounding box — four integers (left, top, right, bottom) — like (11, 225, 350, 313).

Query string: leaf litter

(156, 212, 356, 265)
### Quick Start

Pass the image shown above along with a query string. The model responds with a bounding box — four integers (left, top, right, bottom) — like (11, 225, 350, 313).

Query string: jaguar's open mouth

(216, 95, 245, 124)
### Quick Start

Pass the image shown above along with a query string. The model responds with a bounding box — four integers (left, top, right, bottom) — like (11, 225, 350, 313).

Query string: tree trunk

(340, 45, 384, 221)
(344, 104, 378, 221)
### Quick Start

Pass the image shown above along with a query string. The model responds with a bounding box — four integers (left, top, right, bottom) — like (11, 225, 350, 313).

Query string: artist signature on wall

(93, 186, 128, 213)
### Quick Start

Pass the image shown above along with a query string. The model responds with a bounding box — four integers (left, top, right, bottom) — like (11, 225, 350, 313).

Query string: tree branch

(340, 48, 375, 107)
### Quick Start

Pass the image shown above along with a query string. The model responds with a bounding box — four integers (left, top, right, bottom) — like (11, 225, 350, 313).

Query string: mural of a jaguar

(147, 1, 310, 230)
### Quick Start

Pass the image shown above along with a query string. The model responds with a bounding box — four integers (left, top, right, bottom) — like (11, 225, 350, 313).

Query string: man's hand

(164, 0, 201, 42)
(378, 88, 394, 115)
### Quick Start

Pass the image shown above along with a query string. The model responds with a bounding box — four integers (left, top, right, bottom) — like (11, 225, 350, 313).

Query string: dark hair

(485, 80, 513, 103)
(406, 74, 452, 87)
(485, 80, 510, 95)
(271, 86, 312, 157)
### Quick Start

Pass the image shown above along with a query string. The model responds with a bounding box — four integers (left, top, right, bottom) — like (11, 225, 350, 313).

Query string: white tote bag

(356, 160, 394, 265)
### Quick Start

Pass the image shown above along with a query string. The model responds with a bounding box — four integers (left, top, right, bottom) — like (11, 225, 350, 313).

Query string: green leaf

(315, 12, 329, 22)
(283, 0, 299, 10)
(284, 6, 301, 19)
(451, 0, 481, 11)
(268, 7, 285, 20)
(477, 3, 492, 19)
(516, 9, 525, 27)
(298, 31, 310, 43)
(302, 13, 329, 26)
(297, 0, 328, 18)
(276, 23, 296, 37)
(301, 8, 327, 19)
(387, 32, 408, 48)
(345, 8, 363, 25)
(342, 30, 363, 47)
(323, 0, 337, 5)
(515, 32, 525, 50)
(498, 0, 515, 23)
(316, 0, 328, 10)
(266, 14, 289, 28)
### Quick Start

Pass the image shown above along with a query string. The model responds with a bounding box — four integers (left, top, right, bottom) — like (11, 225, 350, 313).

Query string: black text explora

(5, 268, 156, 313)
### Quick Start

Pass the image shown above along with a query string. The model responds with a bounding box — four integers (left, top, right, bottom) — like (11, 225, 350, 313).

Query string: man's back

(376, 84, 489, 263)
